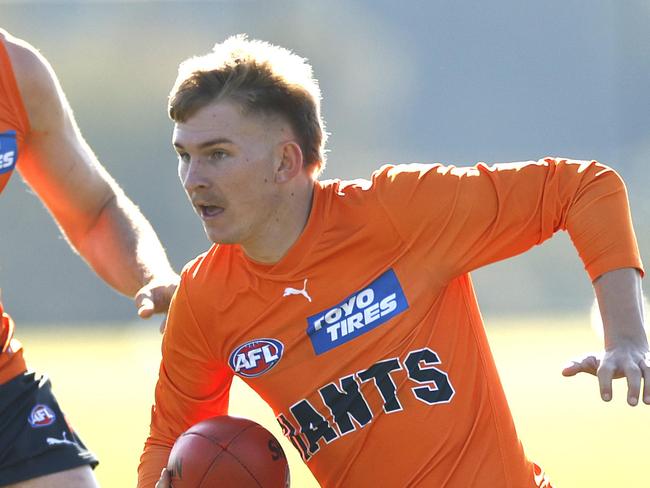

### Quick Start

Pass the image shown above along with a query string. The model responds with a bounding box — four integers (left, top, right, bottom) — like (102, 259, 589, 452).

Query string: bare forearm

(564, 267, 649, 405)
(593, 268, 648, 351)
(75, 190, 175, 298)
(8, 34, 178, 319)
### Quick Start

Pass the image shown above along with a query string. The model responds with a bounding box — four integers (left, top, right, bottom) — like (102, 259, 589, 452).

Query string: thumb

(562, 355, 599, 377)
(155, 468, 171, 488)
(135, 288, 155, 319)
(562, 361, 582, 377)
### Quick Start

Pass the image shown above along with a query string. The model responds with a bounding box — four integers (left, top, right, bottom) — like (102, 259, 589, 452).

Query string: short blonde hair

(169, 35, 327, 174)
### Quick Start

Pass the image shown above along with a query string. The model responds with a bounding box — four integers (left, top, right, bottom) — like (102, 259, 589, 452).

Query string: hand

(155, 468, 171, 488)
(135, 274, 180, 323)
(562, 345, 650, 406)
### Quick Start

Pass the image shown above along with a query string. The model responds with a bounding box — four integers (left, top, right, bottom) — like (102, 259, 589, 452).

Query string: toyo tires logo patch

(306, 268, 409, 355)
(28, 404, 57, 428)
(229, 338, 284, 378)
(0, 131, 18, 174)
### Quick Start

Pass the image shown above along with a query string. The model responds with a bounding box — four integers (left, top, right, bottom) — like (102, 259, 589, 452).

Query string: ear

(274, 141, 304, 184)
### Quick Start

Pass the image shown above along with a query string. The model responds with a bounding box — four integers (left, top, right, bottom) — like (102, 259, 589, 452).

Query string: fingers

(155, 468, 171, 488)
(135, 285, 157, 319)
(562, 355, 599, 377)
(623, 363, 642, 406)
(134, 281, 178, 319)
(641, 356, 650, 405)
(597, 357, 647, 406)
(136, 293, 155, 319)
(597, 362, 614, 402)
(561, 361, 581, 377)
(564, 352, 650, 406)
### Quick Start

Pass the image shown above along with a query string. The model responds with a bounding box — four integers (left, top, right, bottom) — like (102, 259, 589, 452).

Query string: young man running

(143, 35, 647, 488)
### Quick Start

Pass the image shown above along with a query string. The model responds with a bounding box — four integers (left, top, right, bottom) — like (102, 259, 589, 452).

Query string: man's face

(172, 100, 291, 247)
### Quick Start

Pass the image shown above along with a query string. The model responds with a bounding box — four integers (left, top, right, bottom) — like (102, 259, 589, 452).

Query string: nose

(180, 158, 210, 194)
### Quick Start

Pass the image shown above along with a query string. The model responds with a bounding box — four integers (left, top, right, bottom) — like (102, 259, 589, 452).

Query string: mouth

(195, 204, 224, 219)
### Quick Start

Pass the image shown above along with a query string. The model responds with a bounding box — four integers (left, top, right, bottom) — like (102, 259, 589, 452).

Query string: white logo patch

(46, 431, 79, 447)
(283, 279, 312, 302)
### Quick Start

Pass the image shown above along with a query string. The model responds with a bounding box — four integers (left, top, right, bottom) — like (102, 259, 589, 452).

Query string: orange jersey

(0, 32, 30, 383)
(139, 159, 643, 487)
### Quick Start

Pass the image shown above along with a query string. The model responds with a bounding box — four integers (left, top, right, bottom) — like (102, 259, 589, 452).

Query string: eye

(209, 149, 228, 161)
(177, 152, 190, 163)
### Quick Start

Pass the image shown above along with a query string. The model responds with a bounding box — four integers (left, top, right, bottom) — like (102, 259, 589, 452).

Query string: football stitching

(192, 434, 228, 487)
(191, 424, 265, 488)
(221, 424, 265, 487)
(220, 449, 264, 487)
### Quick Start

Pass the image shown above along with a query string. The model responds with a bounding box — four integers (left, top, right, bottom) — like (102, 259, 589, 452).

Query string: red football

(167, 415, 290, 487)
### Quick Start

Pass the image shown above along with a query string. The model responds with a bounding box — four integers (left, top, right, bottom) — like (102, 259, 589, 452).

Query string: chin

(203, 220, 248, 246)
(204, 229, 237, 245)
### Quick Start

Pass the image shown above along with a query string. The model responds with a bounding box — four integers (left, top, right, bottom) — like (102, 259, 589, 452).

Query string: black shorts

(0, 371, 99, 486)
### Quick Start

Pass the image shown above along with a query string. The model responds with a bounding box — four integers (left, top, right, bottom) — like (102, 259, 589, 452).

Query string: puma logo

(283, 279, 312, 302)
(46, 432, 79, 447)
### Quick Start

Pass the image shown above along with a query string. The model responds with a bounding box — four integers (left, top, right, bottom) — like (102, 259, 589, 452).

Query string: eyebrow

(173, 138, 234, 150)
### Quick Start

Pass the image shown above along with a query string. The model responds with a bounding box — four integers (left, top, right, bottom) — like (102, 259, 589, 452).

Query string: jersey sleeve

(137, 271, 233, 488)
(373, 158, 643, 282)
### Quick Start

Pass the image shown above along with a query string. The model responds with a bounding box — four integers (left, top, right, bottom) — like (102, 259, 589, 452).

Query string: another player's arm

(563, 268, 650, 405)
(6, 35, 178, 317)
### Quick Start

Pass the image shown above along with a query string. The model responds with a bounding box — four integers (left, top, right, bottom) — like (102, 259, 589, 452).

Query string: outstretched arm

(375, 158, 645, 405)
(563, 268, 649, 405)
(4, 32, 178, 318)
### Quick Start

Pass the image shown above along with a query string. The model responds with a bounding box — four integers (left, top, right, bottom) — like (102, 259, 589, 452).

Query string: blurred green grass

(17, 317, 649, 487)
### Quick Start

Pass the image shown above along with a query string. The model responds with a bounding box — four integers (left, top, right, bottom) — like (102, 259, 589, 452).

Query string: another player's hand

(134, 274, 180, 330)
(562, 344, 650, 406)
(155, 468, 171, 488)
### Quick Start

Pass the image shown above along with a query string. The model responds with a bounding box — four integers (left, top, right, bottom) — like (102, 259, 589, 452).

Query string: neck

(241, 178, 315, 264)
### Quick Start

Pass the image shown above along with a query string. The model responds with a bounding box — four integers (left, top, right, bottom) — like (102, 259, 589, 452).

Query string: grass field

(18, 316, 649, 487)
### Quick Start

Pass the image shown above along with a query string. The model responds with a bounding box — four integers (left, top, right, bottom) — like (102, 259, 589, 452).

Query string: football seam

(192, 435, 228, 487)
(219, 449, 264, 488)
(195, 424, 265, 488)
(221, 424, 264, 488)
(182, 432, 229, 487)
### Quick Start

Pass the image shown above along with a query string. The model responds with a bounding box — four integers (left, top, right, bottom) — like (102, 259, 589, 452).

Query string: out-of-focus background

(1, 1, 648, 487)
(2, 0, 649, 321)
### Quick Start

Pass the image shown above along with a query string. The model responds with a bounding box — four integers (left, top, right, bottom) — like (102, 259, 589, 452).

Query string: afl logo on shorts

(28, 404, 57, 428)
(228, 338, 284, 378)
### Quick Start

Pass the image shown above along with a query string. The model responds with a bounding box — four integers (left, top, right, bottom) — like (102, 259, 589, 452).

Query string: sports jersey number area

(0, 130, 17, 173)
(307, 269, 409, 355)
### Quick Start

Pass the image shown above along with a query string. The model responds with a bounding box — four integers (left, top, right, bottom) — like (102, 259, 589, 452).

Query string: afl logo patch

(28, 404, 57, 428)
(228, 338, 284, 378)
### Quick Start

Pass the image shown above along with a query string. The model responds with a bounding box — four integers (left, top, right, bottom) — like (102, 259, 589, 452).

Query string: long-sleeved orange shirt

(139, 159, 643, 487)
(0, 31, 30, 384)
